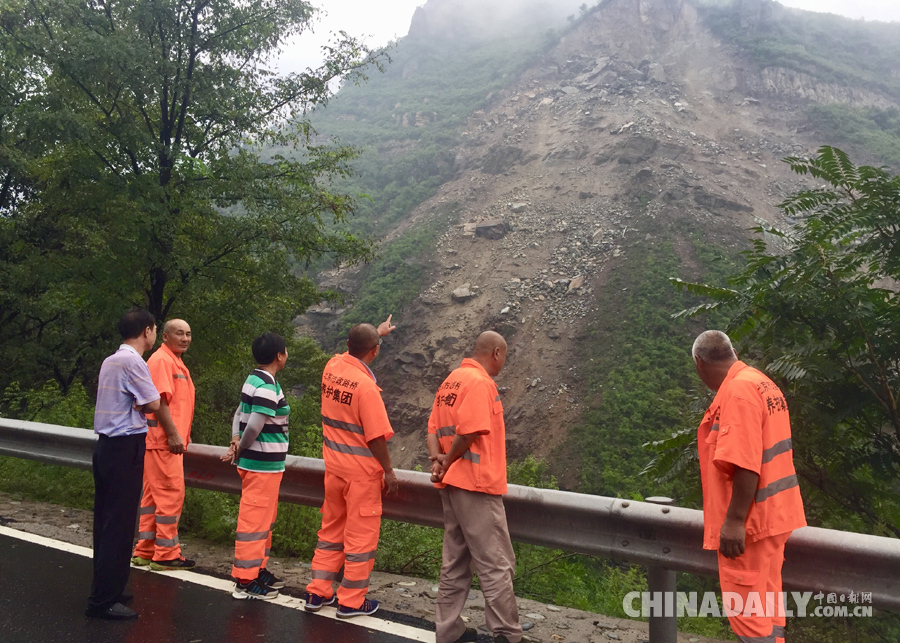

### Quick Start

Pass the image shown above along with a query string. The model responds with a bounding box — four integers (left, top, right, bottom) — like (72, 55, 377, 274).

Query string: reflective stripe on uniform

(324, 437, 374, 457)
(735, 634, 775, 643)
(322, 415, 365, 435)
(340, 578, 369, 589)
(462, 450, 480, 464)
(138, 531, 156, 540)
(234, 558, 264, 569)
(315, 539, 345, 551)
(155, 515, 179, 524)
(761, 439, 793, 464)
(139, 506, 156, 515)
(772, 625, 785, 638)
(436, 425, 456, 438)
(756, 474, 799, 503)
(312, 569, 339, 580)
(236, 530, 270, 542)
(710, 423, 720, 432)
(156, 536, 179, 547)
(344, 550, 377, 563)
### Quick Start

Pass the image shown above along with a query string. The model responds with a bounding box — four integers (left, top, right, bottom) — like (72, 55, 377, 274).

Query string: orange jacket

(698, 361, 806, 549)
(320, 353, 393, 481)
(145, 343, 194, 450)
(428, 358, 507, 495)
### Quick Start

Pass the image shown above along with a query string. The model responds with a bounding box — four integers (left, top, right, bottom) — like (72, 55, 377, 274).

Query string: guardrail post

(645, 496, 677, 643)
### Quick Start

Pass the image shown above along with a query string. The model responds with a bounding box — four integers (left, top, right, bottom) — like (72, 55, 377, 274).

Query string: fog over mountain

(406, 0, 594, 41)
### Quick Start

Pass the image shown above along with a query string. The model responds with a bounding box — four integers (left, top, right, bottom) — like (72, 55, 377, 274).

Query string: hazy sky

(279, 0, 900, 74)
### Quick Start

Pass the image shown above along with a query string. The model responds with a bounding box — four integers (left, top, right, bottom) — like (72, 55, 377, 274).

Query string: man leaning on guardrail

(692, 330, 807, 643)
(86, 308, 160, 621)
(131, 318, 196, 572)
(427, 330, 522, 643)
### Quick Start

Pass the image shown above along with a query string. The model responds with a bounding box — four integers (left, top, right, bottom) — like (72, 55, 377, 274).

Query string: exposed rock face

(408, 6, 428, 40)
(744, 67, 895, 108)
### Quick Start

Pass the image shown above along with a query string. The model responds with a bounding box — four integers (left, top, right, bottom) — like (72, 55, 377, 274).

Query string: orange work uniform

(428, 358, 521, 643)
(133, 343, 195, 561)
(698, 361, 806, 643)
(306, 353, 393, 609)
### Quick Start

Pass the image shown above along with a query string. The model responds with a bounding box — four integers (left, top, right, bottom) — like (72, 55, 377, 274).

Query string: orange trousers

(306, 471, 383, 609)
(133, 449, 185, 561)
(232, 469, 283, 582)
(718, 532, 791, 643)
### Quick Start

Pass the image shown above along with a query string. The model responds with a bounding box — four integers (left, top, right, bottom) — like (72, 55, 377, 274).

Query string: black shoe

(232, 578, 278, 600)
(453, 628, 479, 643)
(150, 556, 195, 571)
(85, 603, 138, 620)
(256, 567, 285, 589)
(118, 592, 134, 604)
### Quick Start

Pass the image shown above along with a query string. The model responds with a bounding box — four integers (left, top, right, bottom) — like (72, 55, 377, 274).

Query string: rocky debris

(567, 275, 584, 293)
(509, 202, 528, 213)
(451, 284, 477, 302)
(475, 219, 511, 239)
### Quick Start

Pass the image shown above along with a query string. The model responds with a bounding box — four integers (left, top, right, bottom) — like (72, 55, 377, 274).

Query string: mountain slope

(302, 0, 900, 493)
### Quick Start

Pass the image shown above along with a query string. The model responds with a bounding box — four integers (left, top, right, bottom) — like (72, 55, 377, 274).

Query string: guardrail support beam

(645, 497, 677, 643)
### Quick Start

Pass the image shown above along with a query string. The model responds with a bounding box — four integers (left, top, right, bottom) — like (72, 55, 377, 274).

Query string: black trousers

(88, 432, 145, 610)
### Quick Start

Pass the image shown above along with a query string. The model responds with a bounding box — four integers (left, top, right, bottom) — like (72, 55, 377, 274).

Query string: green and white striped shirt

(236, 369, 290, 473)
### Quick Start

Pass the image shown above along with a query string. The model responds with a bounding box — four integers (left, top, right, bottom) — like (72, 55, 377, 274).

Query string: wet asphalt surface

(0, 532, 424, 643)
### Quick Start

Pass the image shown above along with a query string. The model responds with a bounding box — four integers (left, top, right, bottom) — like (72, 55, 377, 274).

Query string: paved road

(0, 532, 428, 643)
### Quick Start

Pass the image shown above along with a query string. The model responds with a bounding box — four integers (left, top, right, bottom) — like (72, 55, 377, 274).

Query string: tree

(665, 146, 900, 537)
(0, 0, 383, 392)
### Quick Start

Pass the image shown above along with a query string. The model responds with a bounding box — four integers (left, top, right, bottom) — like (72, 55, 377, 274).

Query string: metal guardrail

(2, 418, 899, 617)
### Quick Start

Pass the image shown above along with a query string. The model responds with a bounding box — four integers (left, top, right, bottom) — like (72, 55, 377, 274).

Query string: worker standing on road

(305, 315, 399, 618)
(131, 319, 196, 571)
(427, 331, 522, 643)
(692, 330, 806, 643)
(221, 332, 290, 600)
(87, 308, 160, 620)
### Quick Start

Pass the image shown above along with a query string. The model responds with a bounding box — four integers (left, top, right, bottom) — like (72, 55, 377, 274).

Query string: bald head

(162, 318, 191, 356)
(471, 331, 507, 377)
(348, 323, 381, 360)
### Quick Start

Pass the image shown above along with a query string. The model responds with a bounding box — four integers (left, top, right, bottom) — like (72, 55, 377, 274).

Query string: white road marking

(0, 525, 435, 642)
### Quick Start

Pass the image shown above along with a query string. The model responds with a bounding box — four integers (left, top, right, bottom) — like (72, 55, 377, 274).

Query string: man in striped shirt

(221, 332, 290, 600)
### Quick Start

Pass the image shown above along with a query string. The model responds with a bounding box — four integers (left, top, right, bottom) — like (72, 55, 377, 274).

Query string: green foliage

(0, 0, 382, 397)
(671, 146, 900, 538)
(0, 380, 93, 429)
(339, 205, 459, 335)
(0, 380, 96, 508)
(375, 520, 444, 579)
(568, 237, 732, 504)
(807, 105, 900, 168)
